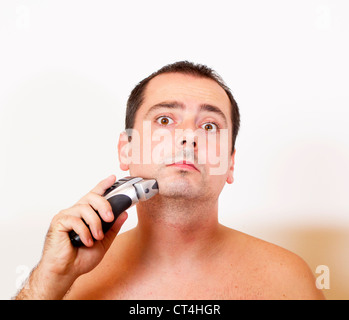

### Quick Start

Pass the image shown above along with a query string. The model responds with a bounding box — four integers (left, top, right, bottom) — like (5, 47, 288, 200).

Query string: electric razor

(69, 176, 159, 247)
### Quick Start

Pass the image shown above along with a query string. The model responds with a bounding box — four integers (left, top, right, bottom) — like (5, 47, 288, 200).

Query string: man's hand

(15, 175, 128, 299)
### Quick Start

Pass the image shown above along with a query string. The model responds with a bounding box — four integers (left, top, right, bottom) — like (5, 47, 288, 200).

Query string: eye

(156, 116, 174, 126)
(201, 122, 219, 132)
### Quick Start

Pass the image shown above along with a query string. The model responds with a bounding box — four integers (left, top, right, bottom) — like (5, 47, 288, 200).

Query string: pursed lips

(166, 160, 200, 172)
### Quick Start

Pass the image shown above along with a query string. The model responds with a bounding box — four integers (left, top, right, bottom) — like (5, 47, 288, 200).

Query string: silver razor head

(134, 179, 159, 201)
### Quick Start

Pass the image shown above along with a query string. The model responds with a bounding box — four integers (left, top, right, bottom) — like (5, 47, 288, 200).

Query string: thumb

(101, 211, 128, 251)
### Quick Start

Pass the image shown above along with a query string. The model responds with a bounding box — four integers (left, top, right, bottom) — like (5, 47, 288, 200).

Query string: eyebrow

(144, 101, 228, 126)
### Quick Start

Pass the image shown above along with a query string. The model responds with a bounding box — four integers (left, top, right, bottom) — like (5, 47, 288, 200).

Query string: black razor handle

(69, 194, 132, 247)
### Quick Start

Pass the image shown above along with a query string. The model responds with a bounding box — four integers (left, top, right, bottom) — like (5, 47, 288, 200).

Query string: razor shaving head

(133, 179, 159, 201)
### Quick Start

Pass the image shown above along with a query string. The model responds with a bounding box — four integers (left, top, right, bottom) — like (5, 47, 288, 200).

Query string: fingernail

(107, 211, 114, 219)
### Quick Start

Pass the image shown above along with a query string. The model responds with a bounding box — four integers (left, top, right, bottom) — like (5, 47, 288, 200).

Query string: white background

(1, 1, 348, 299)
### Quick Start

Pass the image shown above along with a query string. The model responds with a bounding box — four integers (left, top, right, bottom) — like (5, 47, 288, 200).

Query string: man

(15, 61, 325, 299)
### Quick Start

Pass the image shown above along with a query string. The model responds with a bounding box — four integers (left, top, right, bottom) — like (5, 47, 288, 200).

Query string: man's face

(118, 73, 235, 200)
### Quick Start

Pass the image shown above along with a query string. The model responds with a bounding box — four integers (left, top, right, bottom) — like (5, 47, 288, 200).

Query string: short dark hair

(125, 61, 240, 153)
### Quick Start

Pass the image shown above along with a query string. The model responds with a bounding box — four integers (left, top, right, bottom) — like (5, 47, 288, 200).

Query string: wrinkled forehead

(143, 73, 231, 111)
(132, 73, 230, 128)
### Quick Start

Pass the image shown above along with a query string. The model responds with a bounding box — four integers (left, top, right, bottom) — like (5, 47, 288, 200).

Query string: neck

(132, 195, 224, 267)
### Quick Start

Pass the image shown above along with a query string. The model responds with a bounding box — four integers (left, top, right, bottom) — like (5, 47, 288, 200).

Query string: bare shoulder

(221, 226, 325, 300)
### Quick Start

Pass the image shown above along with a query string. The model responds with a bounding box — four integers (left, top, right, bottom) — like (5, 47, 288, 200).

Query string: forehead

(141, 73, 231, 115)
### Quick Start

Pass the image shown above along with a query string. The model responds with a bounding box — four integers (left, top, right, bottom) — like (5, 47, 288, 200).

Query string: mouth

(166, 160, 200, 172)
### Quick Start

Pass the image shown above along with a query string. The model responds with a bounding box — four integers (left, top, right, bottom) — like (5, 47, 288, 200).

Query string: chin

(156, 171, 203, 198)
(130, 166, 207, 198)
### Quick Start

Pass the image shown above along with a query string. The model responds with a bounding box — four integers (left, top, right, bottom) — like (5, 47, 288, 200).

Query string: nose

(175, 118, 199, 150)
(176, 130, 198, 150)
(180, 139, 197, 148)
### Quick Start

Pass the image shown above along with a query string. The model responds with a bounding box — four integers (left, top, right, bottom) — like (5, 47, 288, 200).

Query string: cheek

(199, 133, 225, 160)
(129, 124, 175, 170)
(203, 130, 231, 176)
(150, 128, 176, 163)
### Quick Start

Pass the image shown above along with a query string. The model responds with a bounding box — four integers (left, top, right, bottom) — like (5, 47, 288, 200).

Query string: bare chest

(91, 265, 269, 300)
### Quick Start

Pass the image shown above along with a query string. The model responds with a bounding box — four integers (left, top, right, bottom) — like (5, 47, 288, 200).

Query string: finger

(77, 192, 114, 223)
(56, 215, 94, 247)
(101, 211, 128, 251)
(76, 204, 104, 241)
(90, 175, 116, 196)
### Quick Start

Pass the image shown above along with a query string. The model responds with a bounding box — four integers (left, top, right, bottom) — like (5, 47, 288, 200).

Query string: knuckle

(75, 203, 93, 216)
(79, 203, 91, 211)
(51, 210, 66, 224)
(77, 192, 91, 203)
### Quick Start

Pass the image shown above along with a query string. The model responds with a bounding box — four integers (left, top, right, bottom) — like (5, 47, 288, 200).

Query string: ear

(226, 149, 236, 184)
(118, 131, 130, 171)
